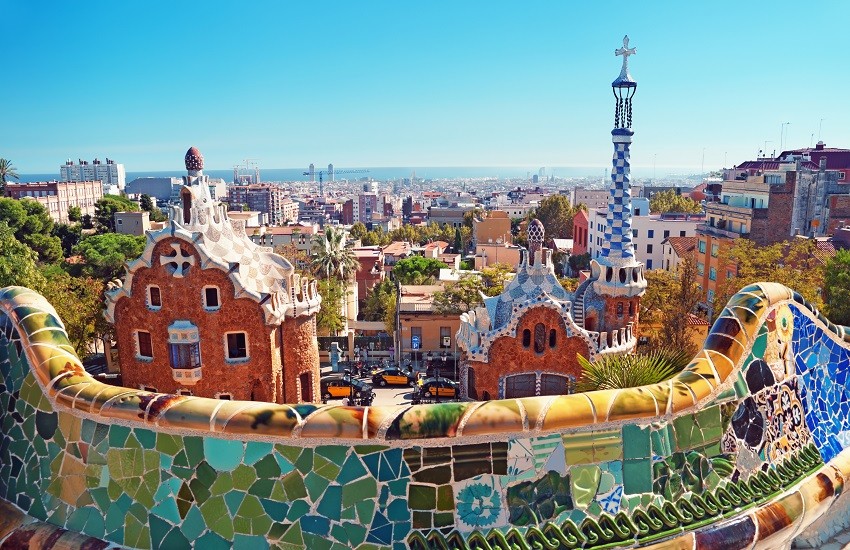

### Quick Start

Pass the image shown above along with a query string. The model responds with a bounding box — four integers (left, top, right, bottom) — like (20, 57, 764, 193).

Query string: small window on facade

(204, 286, 220, 309)
(216, 393, 233, 400)
(148, 286, 162, 308)
(680, 231, 686, 237)
(711, 243, 719, 257)
(177, 389, 192, 396)
(647, 259, 653, 269)
(698, 240, 707, 253)
(663, 230, 670, 238)
(534, 323, 546, 353)
(616, 302, 624, 317)
(709, 267, 717, 281)
(646, 244, 653, 254)
(522, 329, 531, 348)
(169, 342, 201, 369)
(141, 385, 158, 392)
(226, 332, 248, 360)
(549, 329, 557, 348)
(647, 229, 654, 238)
(632, 229, 638, 238)
(136, 331, 153, 359)
(440, 326, 451, 348)
(629, 301, 635, 316)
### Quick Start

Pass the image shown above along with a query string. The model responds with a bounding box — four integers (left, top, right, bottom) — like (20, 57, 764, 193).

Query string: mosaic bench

(2, 282, 850, 549)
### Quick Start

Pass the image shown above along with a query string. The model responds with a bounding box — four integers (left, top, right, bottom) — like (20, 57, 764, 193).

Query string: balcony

(696, 223, 748, 240)
(172, 367, 203, 385)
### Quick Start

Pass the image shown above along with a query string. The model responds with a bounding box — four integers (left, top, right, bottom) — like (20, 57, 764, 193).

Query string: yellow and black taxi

(415, 377, 459, 400)
(371, 367, 415, 387)
(320, 374, 373, 401)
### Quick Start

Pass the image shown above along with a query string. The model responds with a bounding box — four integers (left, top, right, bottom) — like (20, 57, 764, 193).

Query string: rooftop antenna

(819, 118, 825, 141)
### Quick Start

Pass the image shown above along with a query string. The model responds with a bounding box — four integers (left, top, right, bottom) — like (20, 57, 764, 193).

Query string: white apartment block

(61, 159, 125, 191)
(587, 198, 704, 270)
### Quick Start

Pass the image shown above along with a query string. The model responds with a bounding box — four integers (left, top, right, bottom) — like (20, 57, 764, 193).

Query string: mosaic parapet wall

(2, 284, 850, 549)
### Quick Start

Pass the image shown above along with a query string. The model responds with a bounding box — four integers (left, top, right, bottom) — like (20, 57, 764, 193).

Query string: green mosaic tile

(294, 449, 314, 474)
(337, 454, 368, 485)
(436, 485, 453, 511)
(124, 511, 151, 549)
(316, 445, 347, 465)
(232, 464, 257, 492)
(209, 473, 233, 496)
(317, 485, 342, 521)
(286, 500, 309, 521)
(354, 498, 376, 525)
(304, 470, 331, 502)
(281, 471, 308, 501)
(623, 458, 652, 494)
(244, 442, 274, 466)
(196, 530, 232, 550)
(200, 495, 234, 540)
(108, 425, 130, 448)
(204, 438, 244, 472)
(224, 490, 245, 516)
(696, 405, 723, 442)
(184, 436, 204, 466)
(408, 484, 436, 510)
(155, 434, 182, 456)
(411, 465, 451, 484)
(313, 454, 341, 481)
(342, 476, 377, 509)
(254, 455, 281, 478)
(135, 428, 156, 450)
(433, 511, 454, 528)
(160, 527, 191, 550)
(622, 424, 650, 459)
(570, 464, 600, 508)
(248, 478, 274, 499)
(260, 498, 288, 522)
(235, 494, 273, 536)
(353, 445, 390, 455)
(412, 510, 431, 529)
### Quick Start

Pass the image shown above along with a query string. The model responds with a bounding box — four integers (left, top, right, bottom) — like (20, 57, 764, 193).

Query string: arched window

(617, 302, 624, 317)
(534, 323, 546, 353)
(522, 329, 531, 348)
(181, 188, 192, 224)
(549, 329, 557, 348)
(628, 301, 635, 316)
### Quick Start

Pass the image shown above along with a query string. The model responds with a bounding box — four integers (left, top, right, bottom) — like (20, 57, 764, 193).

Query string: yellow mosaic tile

(608, 386, 659, 421)
(460, 400, 525, 436)
(299, 406, 364, 439)
(540, 394, 595, 430)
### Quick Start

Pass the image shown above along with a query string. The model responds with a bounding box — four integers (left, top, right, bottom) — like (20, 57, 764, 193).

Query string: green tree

(576, 347, 692, 392)
(642, 259, 702, 356)
(72, 233, 146, 281)
(53, 223, 83, 257)
(479, 263, 514, 295)
(81, 214, 94, 230)
(361, 279, 398, 336)
(0, 158, 19, 194)
(433, 275, 486, 314)
(139, 194, 167, 222)
(311, 226, 358, 281)
(391, 256, 447, 285)
(38, 269, 108, 354)
(349, 222, 368, 242)
(94, 195, 140, 232)
(68, 205, 82, 222)
(534, 194, 577, 239)
(0, 198, 62, 264)
(453, 227, 463, 253)
(824, 249, 850, 326)
(139, 194, 155, 212)
(649, 189, 703, 214)
(713, 238, 824, 319)
(316, 278, 347, 335)
(568, 252, 591, 273)
(0, 222, 44, 289)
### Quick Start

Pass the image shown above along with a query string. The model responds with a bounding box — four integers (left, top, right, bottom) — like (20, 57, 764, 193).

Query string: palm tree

(0, 159, 20, 194)
(310, 226, 359, 281)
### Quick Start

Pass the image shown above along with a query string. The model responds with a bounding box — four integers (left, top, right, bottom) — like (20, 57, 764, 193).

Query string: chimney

(816, 141, 825, 151)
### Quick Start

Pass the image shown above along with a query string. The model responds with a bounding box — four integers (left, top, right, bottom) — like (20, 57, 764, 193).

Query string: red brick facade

(466, 306, 589, 400)
(114, 237, 319, 403)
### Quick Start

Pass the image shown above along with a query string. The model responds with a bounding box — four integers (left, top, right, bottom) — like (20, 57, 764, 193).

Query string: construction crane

(304, 165, 370, 195)
(233, 159, 260, 184)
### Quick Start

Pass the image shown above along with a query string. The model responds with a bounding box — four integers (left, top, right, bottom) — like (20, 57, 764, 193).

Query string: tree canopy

(391, 256, 447, 285)
(72, 233, 146, 281)
(533, 194, 579, 239)
(649, 189, 703, 214)
(641, 259, 703, 356)
(0, 159, 19, 194)
(0, 197, 62, 264)
(0, 222, 43, 289)
(316, 278, 347, 336)
(432, 263, 515, 314)
(311, 226, 358, 281)
(95, 195, 139, 232)
(824, 249, 850, 326)
(361, 279, 396, 334)
(713, 238, 824, 319)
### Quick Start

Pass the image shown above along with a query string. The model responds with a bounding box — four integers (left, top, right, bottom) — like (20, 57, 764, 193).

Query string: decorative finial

(185, 147, 204, 172)
(614, 35, 636, 85)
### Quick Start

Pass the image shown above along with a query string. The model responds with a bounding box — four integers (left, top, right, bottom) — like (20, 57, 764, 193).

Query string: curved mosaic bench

(2, 282, 850, 548)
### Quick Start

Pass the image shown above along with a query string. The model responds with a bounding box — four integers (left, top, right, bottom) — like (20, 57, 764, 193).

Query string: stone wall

(282, 316, 320, 404)
(466, 306, 589, 399)
(115, 237, 282, 402)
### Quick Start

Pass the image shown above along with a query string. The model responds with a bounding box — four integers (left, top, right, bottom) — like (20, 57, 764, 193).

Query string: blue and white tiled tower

(590, 36, 647, 299)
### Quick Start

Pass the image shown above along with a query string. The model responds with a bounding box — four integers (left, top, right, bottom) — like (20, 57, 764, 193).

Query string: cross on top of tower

(613, 35, 637, 86)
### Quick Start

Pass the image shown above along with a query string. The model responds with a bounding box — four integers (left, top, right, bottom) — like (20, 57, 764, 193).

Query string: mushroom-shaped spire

(185, 147, 204, 173)
(527, 218, 545, 265)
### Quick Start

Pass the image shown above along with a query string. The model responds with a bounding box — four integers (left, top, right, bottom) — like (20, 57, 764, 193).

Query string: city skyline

(3, 1, 849, 173)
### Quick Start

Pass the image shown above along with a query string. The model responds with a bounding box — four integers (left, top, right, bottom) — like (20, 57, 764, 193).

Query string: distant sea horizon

(15, 165, 705, 184)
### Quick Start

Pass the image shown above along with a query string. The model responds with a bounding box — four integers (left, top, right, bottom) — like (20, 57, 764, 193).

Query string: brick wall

(115, 237, 283, 402)
(465, 306, 589, 399)
(282, 316, 320, 404)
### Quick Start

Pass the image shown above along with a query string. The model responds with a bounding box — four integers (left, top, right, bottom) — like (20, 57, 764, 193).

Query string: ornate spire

(612, 35, 637, 129)
(185, 147, 204, 174)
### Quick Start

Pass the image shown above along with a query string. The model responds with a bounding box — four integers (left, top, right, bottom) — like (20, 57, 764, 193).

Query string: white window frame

(203, 285, 221, 311)
(146, 285, 162, 309)
(224, 331, 250, 362)
(141, 385, 158, 393)
(177, 389, 193, 396)
(135, 330, 153, 361)
(215, 392, 233, 400)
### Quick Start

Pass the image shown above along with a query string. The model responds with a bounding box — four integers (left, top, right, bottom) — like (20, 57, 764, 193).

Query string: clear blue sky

(3, 0, 849, 174)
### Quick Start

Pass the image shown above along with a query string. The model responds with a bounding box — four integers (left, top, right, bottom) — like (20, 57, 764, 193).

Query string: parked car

(415, 377, 459, 401)
(320, 374, 373, 401)
(372, 367, 415, 387)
